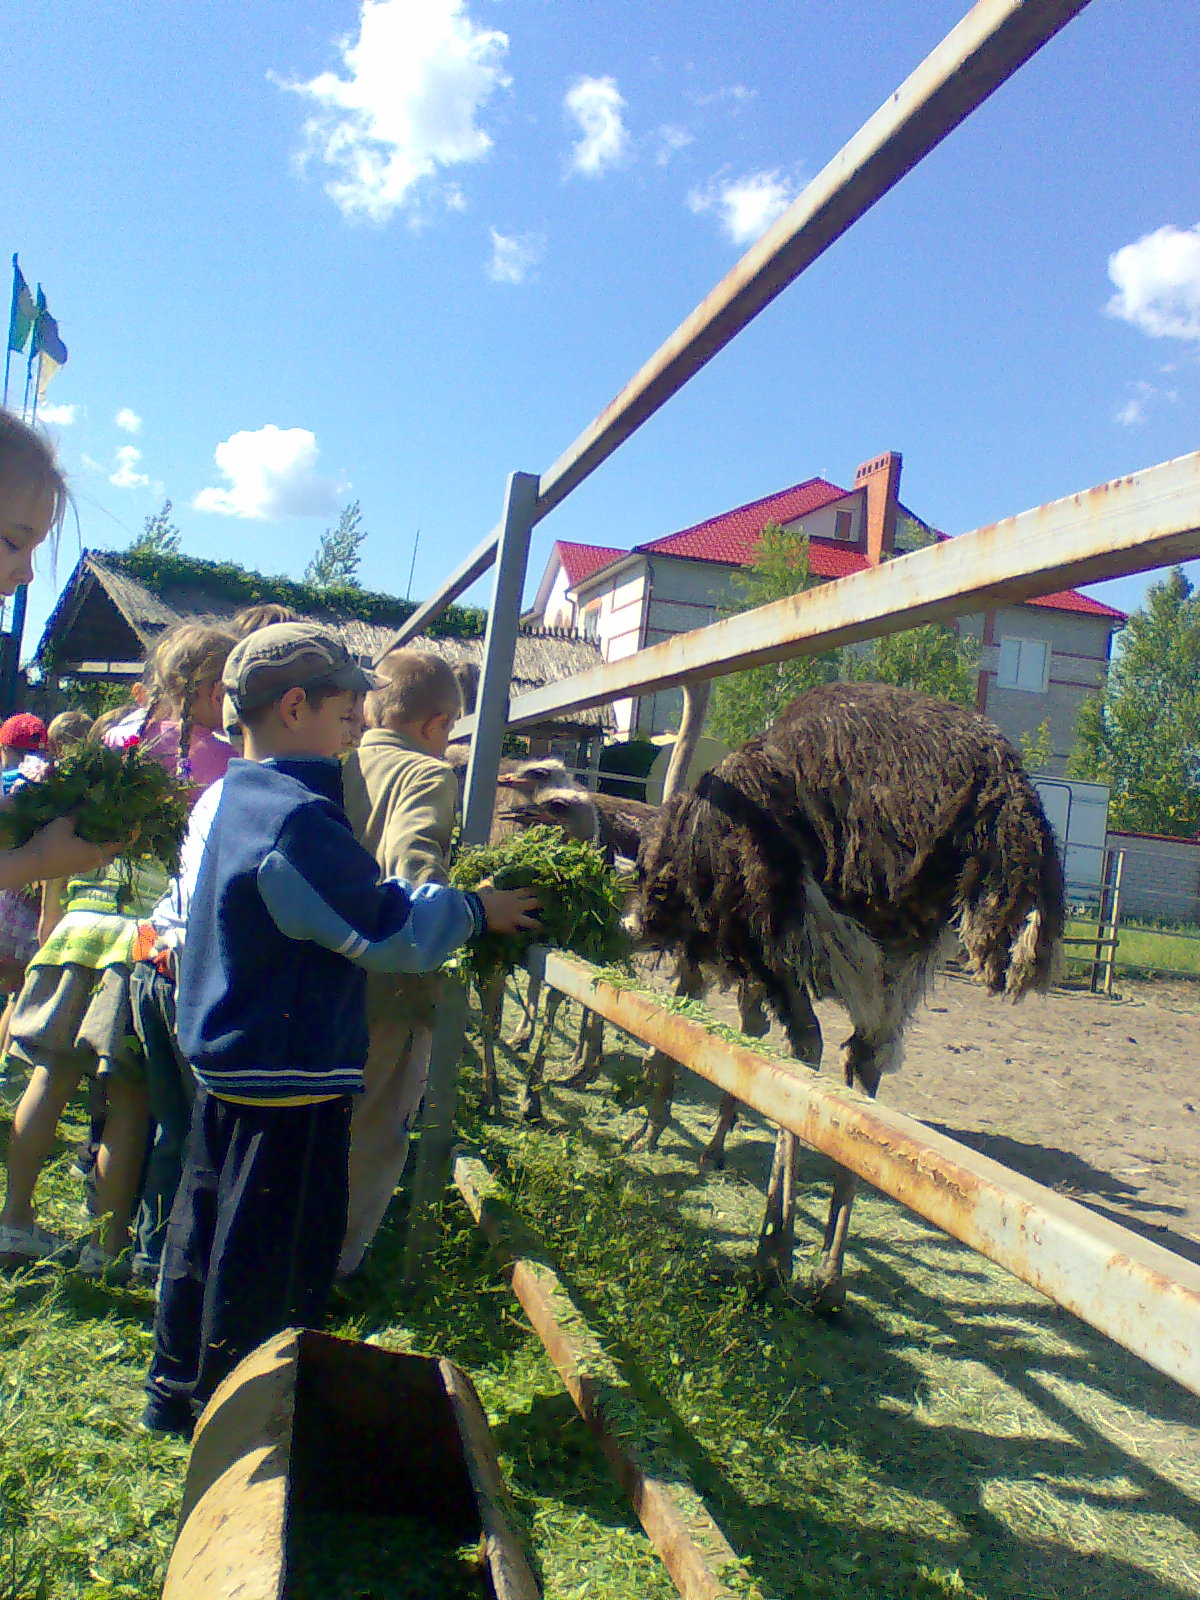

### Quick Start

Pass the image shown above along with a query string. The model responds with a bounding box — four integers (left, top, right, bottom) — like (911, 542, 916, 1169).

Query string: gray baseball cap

(222, 622, 384, 719)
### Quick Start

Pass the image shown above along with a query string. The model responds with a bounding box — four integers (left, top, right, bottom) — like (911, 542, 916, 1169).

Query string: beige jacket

(343, 729, 458, 887)
(343, 729, 459, 1023)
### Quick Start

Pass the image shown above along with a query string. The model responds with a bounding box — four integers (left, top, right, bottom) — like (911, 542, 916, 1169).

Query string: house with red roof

(527, 451, 1125, 773)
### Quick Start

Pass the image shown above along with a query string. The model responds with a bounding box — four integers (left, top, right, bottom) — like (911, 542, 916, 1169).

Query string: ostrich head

(502, 787, 599, 844)
(496, 756, 579, 799)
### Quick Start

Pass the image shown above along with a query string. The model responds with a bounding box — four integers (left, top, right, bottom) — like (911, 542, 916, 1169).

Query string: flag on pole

(32, 287, 68, 398)
(7, 258, 36, 354)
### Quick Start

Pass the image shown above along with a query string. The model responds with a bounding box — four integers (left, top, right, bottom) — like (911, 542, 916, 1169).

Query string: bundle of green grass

(451, 825, 630, 983)
(0, 740, 191, 876)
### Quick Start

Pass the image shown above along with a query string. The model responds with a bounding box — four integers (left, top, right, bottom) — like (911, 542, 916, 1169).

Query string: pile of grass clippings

(0, 740, 190, 875)
(451, 825, 630, 985)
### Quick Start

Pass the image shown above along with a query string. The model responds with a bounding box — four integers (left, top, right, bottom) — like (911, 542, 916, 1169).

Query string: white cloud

(1114, 378, 1179, 427)
(687, 84, 755, 110)
(564, 76, 629, 177)
(487, 228, 545, 284)
(687, 168, 800, 246)
(109, 445, 151, 490)
(115, 408, 142, 434)
(1106, 223, 1200, 341)
(36, 402, 76, 425)
(194, 425, 343, 519)
(655, 124, 693, 167)
(273, 0, 510, 223)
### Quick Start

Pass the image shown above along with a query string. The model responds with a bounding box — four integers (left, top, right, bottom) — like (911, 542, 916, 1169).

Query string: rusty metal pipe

(375, 0, 1095, 658)
(501, 450, 1200, 729)
(526, 949, 1200, 1398)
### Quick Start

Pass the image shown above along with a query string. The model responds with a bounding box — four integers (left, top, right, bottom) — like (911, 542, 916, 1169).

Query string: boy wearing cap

(144, 624, 538, 1436)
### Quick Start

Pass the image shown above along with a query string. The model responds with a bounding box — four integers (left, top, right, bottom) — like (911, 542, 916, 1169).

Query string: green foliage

(707, 523, 839, 747)
(130, 499, 181, 555)
(707, 524, 981, 746)
(1019, 719, 1053, 772)
(451, 825, 629, 985)
(81, 548, 486, 640)
(306, 500, 368, 590)
(844, 623, 980, 708)
(1067, 566, 1200, 835)
(0, 741, 189, 874)
(52, 679, 132, 720)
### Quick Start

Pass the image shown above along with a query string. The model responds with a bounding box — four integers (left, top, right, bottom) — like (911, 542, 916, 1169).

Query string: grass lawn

(1065, 918, 1200, 980)
(3, 993, 1200, 1600)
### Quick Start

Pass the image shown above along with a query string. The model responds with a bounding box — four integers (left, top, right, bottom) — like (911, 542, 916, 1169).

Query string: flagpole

(3, 255, 17, 409)
(29, 352, 41, 427)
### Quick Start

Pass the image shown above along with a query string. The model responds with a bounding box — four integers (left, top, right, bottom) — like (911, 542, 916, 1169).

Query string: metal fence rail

(527, 951, 1200, 1398)
(380, 0, 1097, 659)
(395, 0, 1200, 1398)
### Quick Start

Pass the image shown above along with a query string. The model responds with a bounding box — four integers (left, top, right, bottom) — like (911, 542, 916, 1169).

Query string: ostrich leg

(700, 978, 769, 1171)
(562, 1007, 604, 1089)
(804, 1044, 886, 1311)
(477, 972, 506, 1116)
(519, 987, 567, 1122)
(509, 972, 540, 1051)
(755, 983, 822, 1288)
(629, 956, 705, 1152)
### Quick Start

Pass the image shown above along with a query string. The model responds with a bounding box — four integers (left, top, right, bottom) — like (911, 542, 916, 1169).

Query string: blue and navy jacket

(176, 756, 484, 1101)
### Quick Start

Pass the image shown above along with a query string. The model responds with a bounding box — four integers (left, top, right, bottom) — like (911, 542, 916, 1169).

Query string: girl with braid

(0, 624, 235, 1278)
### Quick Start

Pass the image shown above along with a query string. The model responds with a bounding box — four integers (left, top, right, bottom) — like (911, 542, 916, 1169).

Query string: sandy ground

(642, 969, 1200, 1266)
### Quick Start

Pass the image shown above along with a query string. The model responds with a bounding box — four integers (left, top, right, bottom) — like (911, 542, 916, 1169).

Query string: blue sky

(6, 0, 1199, 655)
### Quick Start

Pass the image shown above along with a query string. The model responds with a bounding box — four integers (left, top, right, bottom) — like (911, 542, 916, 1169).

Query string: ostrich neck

(662, 680, 712, 802)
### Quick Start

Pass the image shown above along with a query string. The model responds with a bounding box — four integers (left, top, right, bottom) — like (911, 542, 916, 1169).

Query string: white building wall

(979, 605, 1116, 775)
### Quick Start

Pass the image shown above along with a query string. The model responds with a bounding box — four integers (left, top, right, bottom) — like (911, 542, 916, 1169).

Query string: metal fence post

(402, 471, 540, 1285)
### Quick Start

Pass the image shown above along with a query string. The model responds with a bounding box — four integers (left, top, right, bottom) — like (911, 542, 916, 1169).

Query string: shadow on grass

(469, 1021, 1200, 1600)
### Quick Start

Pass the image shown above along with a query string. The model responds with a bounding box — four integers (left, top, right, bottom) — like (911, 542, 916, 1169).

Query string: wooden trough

(162, 1327, 541, 1600)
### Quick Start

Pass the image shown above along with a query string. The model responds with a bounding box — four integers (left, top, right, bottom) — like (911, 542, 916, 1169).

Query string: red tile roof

(555, 540, 626, 588)
(1024, 589, 1125, 620)
(558, 478, 1126, 624)
(635, 477, 848, 564)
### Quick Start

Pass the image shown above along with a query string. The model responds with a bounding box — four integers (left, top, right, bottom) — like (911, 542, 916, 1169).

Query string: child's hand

(477, 885, 541, 935)
(20, 816, 122, 882)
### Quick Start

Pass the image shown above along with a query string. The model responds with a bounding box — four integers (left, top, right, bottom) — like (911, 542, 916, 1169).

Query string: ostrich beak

(495, 773, 522, 788)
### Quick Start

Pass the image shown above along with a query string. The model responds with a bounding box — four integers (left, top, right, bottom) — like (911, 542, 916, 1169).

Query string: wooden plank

(454, 1152, 743, 1600)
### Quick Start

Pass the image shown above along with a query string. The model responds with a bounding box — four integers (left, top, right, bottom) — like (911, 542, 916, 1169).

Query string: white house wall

(980, 604, 1115, 774)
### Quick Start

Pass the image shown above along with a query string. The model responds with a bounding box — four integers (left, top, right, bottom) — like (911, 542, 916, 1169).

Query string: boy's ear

(277, 686, 307, 726)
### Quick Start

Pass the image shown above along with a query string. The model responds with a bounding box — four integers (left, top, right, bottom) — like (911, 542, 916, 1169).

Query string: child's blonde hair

(0, 409, 70, 540)
(141, 621, 236, 777)
(367, 650, 462, 731)
(90, 703, 136, 743)
(47, 708, 93, 751)
(230, 602, 301, 639)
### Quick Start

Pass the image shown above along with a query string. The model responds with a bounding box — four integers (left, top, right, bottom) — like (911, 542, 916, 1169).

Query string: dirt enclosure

(686, 969, 1200, 1265)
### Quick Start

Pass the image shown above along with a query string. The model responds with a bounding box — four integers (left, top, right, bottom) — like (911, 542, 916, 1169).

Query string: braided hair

(139, 622, 236, 781)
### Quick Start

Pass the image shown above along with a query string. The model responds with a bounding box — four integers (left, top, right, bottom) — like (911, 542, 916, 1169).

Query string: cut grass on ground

(4, 988, 1200, 1600)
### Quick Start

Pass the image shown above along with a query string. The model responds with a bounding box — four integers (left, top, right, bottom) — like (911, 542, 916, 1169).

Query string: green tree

(306, 500, 367, 589)
(1019, 719, 1054, 772)
(843, 623, 980, 707)
(1067, 566, 1200, 836)
(131, 499, 181, 554)
(707, 523, 840, 747)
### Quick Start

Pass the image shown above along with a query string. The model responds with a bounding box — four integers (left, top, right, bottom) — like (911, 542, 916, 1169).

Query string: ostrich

(632, 680, 1064, 1310)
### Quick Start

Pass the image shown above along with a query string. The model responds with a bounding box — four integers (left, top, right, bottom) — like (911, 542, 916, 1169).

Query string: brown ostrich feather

(636, 680, 1064, 1005)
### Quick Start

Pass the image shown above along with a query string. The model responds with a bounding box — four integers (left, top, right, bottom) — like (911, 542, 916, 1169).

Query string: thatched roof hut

(36, 551, 612, 742)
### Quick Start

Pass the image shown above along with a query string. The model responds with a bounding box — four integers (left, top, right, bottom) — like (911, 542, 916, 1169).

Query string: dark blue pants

(146, 1087, 352, 1425)
(130, 961, 192, 1272)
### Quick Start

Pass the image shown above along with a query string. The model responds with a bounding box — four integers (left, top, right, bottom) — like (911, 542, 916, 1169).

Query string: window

(581, 604, 600, 640)
(996, 636, 1049, 693)
(833, 509, 854, 541)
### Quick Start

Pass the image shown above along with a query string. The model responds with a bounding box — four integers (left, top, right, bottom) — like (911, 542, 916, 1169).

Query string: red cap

(0, 713, 48, 752)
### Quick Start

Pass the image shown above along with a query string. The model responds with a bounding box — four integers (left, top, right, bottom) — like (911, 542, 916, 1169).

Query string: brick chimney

(855, 451, 903, 566)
